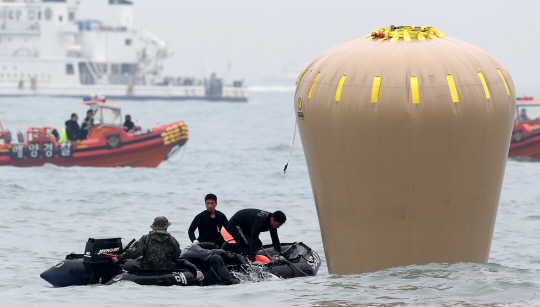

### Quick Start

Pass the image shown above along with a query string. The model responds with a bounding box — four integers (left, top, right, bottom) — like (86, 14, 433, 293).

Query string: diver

(123, 114, 134, 132)
(112, 216, 185, 271)
(227, 209, 286, 263)
(59, 113, 80, 142)
(188, 193, 229, 246)
(80, 109, 94, 140)
(180, 243, 241, 285)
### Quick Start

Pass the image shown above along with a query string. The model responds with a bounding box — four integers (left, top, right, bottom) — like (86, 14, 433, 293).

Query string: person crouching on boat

(227, 209, 286, 264)
(112, 216, 182, 270)
(80, 110, 94, 140)
(59, 113, 80, 142)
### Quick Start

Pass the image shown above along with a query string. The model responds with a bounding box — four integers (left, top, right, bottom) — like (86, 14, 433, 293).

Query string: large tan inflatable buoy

(294, 26, 515, 275)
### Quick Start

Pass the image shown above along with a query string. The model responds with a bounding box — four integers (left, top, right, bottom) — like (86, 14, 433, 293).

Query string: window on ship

(111, 64, 120, 75)
(68, 12, 75, 21)
(121, 64, 137, 75)
(125, 39, 132, 46)
(78, 63, 94, 84)
(29, 10, 35, 20)
(66, 64, 74, 75)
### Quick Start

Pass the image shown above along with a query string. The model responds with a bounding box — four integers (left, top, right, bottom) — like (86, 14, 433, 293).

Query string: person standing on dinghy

(188, 193, 229, 246)
(112, 216, 181, 270)
(227, 209, 286, 262)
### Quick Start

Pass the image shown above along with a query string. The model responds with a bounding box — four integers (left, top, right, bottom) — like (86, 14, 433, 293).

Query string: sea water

(0, 92, 539, 306)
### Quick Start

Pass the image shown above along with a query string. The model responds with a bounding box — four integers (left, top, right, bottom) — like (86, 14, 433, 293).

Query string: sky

(78, 0, 540, 96)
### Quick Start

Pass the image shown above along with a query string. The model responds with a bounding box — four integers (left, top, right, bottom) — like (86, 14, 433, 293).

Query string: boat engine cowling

(41, 237, 124, 287)
(83, 237, 123, 269)
(83, 237, 123, 283)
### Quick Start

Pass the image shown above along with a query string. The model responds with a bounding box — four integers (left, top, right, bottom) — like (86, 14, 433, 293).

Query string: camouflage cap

(150, 216, 171, 230)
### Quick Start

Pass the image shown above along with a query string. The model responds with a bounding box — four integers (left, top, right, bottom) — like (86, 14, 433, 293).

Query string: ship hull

(0, 84, 247, 102)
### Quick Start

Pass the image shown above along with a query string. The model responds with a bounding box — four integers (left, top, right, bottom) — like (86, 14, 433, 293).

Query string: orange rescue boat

(509, 97, 540, 160)
(0, 100, 188, 167)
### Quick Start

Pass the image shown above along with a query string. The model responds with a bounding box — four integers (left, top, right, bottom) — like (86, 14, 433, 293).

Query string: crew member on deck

(227, 209, 286, 262)
(124, 114, 134, 132)
(80, 109, 94, 140)
(60, 113, 80, 142)
(188, 194, 229, 247)
(519, 108, 530, 121)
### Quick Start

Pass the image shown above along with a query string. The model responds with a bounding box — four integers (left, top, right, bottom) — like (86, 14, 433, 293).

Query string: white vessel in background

(0, 0, 247, 102)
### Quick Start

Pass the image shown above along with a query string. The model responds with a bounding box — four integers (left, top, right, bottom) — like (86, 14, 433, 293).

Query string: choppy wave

(231, 266, 280, 284)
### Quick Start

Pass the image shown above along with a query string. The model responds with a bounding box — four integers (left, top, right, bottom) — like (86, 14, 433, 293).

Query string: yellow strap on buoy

(371, 76, 381, 103)
(434, 30, 446, 38)
(335, 75, 347, 102)
(477, 71, 491, 99)
(296, 71, 302, 85)
(403, 29, 411, 41)
(446, 74, 459, 103)
(308, 72, 321, 99)
(411, 76, 420, 103)
(497, 69, 510, 96)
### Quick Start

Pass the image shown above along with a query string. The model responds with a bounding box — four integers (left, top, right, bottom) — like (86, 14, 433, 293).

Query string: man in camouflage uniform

(112, 216, 181, 270)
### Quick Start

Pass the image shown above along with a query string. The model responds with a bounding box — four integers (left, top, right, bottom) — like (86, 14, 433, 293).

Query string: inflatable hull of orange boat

(0, 121, 188, 168)
(509, 120, 540, 160)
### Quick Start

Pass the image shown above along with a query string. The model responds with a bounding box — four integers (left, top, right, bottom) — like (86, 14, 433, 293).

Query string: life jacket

(82, 118, 93, 129)
(221, 228, 236, 244)
(59, 128, 68, 143)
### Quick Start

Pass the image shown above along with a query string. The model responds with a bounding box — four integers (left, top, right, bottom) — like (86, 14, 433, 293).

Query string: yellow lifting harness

(366, 25, 445, 41)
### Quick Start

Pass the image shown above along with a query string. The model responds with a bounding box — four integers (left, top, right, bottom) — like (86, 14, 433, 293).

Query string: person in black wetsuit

(80, 109, 94, 140)
(227, 209, 286, 263)
(123, 114, 134, 132)
(180, 242, 241, 285)
(65, 113, 80, 141)
(188, 194, 229, 246)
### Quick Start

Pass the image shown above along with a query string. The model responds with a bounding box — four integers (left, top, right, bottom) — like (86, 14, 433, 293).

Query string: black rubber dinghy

(40, 238, 320, 287)
(257, 242, 321, 278)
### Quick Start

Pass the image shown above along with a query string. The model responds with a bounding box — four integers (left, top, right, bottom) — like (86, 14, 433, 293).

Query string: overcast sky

(79, 0, 540, 96)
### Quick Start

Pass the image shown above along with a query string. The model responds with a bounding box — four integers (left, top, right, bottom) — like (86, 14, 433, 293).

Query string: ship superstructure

(0, 0, 247, 101)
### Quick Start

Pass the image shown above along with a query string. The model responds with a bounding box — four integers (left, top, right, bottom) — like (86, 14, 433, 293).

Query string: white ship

(0, 0, 247, 101)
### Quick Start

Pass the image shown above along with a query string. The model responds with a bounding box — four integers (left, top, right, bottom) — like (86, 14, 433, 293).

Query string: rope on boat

(283, 119, 298, 174)
(165, 144, 187, 164)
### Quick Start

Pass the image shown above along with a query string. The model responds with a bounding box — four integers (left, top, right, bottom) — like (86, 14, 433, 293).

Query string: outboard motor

(83, 237, 123, 283)
(40, 237, 124, 287)
(16, 130, 24, 143)
(4, 130, 12, 144)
